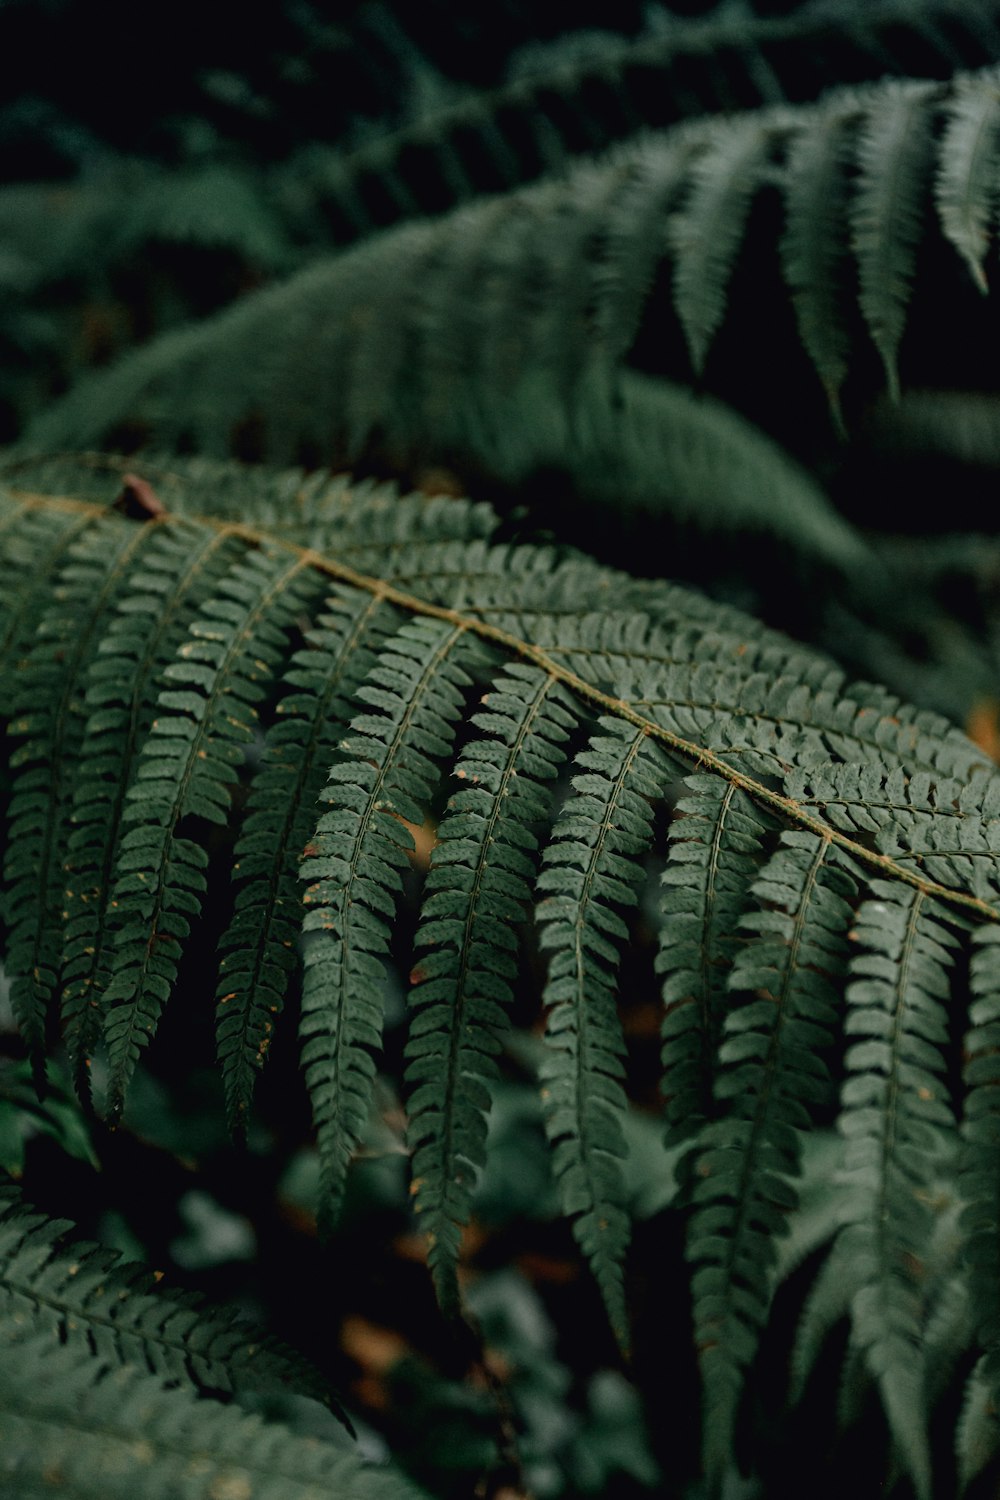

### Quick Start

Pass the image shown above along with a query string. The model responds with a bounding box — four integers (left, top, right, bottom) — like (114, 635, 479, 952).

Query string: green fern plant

(0, 1177, 435, 1497)
(2, 454, 1000, 1494)
(20, 63, 1000, 455)
(9, 5, 1000, 1498)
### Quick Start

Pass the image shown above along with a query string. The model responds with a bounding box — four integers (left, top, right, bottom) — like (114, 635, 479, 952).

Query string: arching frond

(1, 467, 999, 1482)
(25, 63, 1000, 523)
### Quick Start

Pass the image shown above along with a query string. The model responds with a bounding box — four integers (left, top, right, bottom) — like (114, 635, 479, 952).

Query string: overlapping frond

(0, 1182, 326, 1402)
(24, 61, 1000, 495)
(658, 776, 772, 1144)
(60, 520, 242, 1097)
(216, 585, 400, 1131)
(0, 1332, 417, 1500)
(4, 514, 153, 1069)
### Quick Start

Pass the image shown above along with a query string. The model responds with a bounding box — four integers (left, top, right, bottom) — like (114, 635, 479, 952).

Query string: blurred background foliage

(6, 2, 1000, 1497)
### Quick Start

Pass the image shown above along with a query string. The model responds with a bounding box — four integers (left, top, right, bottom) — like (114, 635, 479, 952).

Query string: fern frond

(0, 501, 93, 684)
(772, 1129, 846, 1284)
(957, 1358, 1000, 1494)
(786, 761, 1000, 903)
(789, 1239, 855, 1403)
(284, 0, 1000, 253)
(867, 385, 1000, 467)
(473, 369, 867, 567)
(4, 476, 1000, 1480)
(592, 136, 699, 361)
(13, 66, 995, 486)
(630, 651, 986, 784)
(669, 115, 773, 375)
(299, 617, 486, 1228)
(779, 93, 862, 423)
(27, 65, 1000, 483)
(0, 1183, 325, 1402)
(959, 925, 1000, 1420)
(61, 520, 241, 1096)
(407, 665, 578, 1312)
(0, 1333, 417, 1500)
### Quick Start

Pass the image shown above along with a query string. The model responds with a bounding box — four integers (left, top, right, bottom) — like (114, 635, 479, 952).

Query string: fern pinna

(1, 457, 999, 1494)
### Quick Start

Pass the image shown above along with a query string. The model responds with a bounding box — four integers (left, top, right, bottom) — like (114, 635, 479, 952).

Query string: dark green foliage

(834, 887, 962, 1498)
(11, 6, 1000, 1497)
(21, 63, 1000, 484)
(8, 0, 1000, 437)
(65, 521, 243, 1098)
(407, 665, 578, 1311)
(0, 1333, 417, 1500)
(2, 458, 1000, 1492)
(658, 777, 773, 1144)
(689, 833, 858, 1481)
(300, 615, 487, 1228)
(100, 546, 328, 1117)
(0, 1181, 326, 1401)
(216, 585, 400, 1132)
(538, 719, 671, 1346)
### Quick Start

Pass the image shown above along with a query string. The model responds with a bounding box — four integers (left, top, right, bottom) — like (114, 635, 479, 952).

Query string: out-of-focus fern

(24, 66, 1000, 540)
(0, 1180, 331, 1404)
(0, 1331, 419, 1500)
